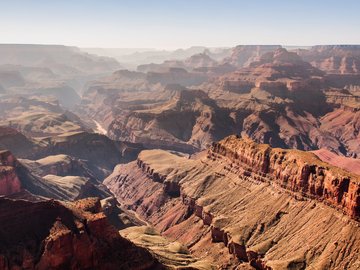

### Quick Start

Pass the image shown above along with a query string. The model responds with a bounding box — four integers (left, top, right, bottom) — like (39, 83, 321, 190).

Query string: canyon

(105, 136, 360, 269)
(0, 196, 162, 269)
(76, 46, 360, 157)
(1, 43, 360, 269)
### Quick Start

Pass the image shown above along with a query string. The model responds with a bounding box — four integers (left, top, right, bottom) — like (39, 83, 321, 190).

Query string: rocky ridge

(105, 136, 360, 269)
(0, 196, 162, 270)
(0, 150, 107, 201)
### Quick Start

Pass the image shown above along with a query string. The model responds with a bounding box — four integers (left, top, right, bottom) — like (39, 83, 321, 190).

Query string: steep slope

(199, 48, 360, 156)
(104, 136, 360, 269)
(41, 131, 144, 179)
(107, 87, 234, 152)
(0, 150, 107, 200)
(0, 126, 40, 157)
(0, 127, 144, 181)
(21, 154, 97, 180)
(313, 148, 360, 175)
(0, 96, 90, 137)
(138, 53, 220, 72)
(79, 47, 360, 157)
(146, 67, 208, 86)
(222, 45, 282, 67)
(121, 226, 214, 269)
(0, 197, 162, 270)
(297, 45, 360, 74)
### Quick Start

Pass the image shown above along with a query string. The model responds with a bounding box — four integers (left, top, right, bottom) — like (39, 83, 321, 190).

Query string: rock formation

(0, 150, 22, 195)
(0, 96, 89, 137)
(104, 136, 360, 269)
(0, 196, 162, 269)
(121, 226, 215, 269)
(107, 87, 235, 152)
(0, 150, 108, 200)
(146, 67, 208, 86)
(80, 46, 360, 157)
(0, 123, 147, 201)
(297, 45, 360, 74)
(222, 45, 282, 67)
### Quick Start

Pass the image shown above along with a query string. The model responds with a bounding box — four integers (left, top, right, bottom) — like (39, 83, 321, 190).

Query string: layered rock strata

(0, 197, 162, 270)
(105, 136, 360, 269)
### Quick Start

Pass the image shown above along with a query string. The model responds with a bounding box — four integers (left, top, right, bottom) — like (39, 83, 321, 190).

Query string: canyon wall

(0, 197, 162, 270)
(105, 136, 360, 269)
(210, 135, 360, 220)
(0, 150, 23, 196)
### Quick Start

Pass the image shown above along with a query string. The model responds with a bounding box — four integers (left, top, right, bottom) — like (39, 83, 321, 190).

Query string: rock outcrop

(146, 67, 208, 86)
(297, 45, 360, 74)
(104, 136, 360, 269)
(210, 136, 360, 219)
(0, 150, 22, 195)
(0, 126, 40, 157)
(0, 127, 145, 192)
(0, 96, 89, 137)
(0, 150, 107, 201)
(80, 47, 360, 157)
(222, 45, 282, 68)
(121, 226, 214, 269)
(0, 196, 162, 270)
(107, 88, 235, 152)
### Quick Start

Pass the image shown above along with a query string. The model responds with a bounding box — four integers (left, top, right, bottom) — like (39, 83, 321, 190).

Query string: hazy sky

(1, 0, 359, 49)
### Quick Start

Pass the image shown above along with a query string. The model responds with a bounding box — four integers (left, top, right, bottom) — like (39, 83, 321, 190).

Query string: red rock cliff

(210, 135, 360, 219)
(104, 136, 360, 269)
(0, 150, 22, 195)
(0, 197, 162, 270)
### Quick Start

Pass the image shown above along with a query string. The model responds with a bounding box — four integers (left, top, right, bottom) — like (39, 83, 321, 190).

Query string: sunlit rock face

(298, 45, 360, 74)
(104, 136, 360, 269)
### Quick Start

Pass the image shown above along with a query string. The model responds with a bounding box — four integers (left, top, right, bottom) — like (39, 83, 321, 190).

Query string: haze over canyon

(1, 0, 360, 269)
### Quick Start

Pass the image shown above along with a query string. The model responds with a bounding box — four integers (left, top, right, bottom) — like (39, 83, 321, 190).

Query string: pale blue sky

(0, 0, 359, 49)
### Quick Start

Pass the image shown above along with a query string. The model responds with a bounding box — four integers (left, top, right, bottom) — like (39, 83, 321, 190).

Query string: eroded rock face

(0, 197, 162, 270)
(0, 150, 23, 195)
(107, 88, 235, 153)
(0, 150, 108, 201)
(0, 127, 144, 200)
(0, 96, 89, 137)
(222, 45, 282, 68)
(79, 47, 360, 157)
(211, 135, 360, 219)
(22, 131, 145, 179)
(0, 127, 39, 158)
(298, 45, 360, 74)
(104, 137, 360, 269)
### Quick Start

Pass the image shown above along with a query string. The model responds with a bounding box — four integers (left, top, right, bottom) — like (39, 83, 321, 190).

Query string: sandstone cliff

(0, 197, 162, 270)
(104, 136, 360, 269)
(79, 47, 360, 157)
(107, 88, 235, 152)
